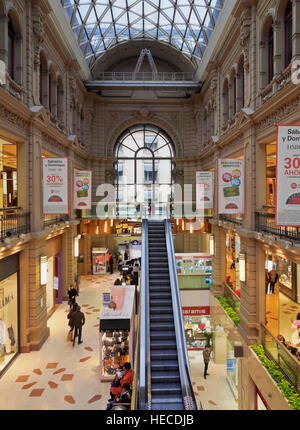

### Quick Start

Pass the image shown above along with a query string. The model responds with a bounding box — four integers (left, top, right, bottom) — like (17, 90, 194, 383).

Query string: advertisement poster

(196, 171, 214, 210)
(42, 157, 68, 214)
(276, 125, 300, 226)
(218, 159, 244, 214)
(74, 170, 92, 210)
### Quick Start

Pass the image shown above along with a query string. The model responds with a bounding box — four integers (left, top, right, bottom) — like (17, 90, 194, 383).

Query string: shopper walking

(203, 345, 211, 379)
(69, 305, 85, 346)
(268, 265, 278, 294)
(109, 254, 114, 274)
(67, 284, 78, 309)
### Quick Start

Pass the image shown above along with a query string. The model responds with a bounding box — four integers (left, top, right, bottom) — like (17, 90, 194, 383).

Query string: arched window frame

(284, 1, 293, 68)
(237, 57, 245, 111)
(7, 11, 22, 85)
(57, 75, 64, 123)
(223, 79, 229, 125)
(114, 124, 175, 204)
(39, 52, 48, 107)
(268, 24, 274, 84)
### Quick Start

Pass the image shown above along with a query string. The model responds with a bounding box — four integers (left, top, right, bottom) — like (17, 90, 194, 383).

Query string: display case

(182, 307, 211, 350)
(176, 253, 212, 289)
(99, 285, 135, 381)
(92, 247, 108, 274)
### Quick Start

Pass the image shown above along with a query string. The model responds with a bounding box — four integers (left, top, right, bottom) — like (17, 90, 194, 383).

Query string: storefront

(176, 253, 212, 289)
(225, 233, 241, 295)
(180, 290, 211, 350)
(0, 253, 19, 374)
(45, 235, 63, 316)
(0, 139, 17, 208)
(265, 251, 300, 344)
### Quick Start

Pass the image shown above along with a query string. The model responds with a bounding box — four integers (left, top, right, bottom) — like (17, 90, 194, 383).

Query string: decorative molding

(255, 95, 300, 132)
(0, 103, 27, 129)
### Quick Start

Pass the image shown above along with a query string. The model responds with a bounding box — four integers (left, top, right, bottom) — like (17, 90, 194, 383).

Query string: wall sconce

(239, 252, 246, 283)
(190, 224, 193, 234)
(74, 237, 79, 257)
(40, 255, 47, 285)
(110, 219, 113, 227)
(210, 234, 215, 256)
(176, 219, 179, 226)
(104, 220, 107, 233)
(96, 225, 99, 235)
(182, 220, 185, 231)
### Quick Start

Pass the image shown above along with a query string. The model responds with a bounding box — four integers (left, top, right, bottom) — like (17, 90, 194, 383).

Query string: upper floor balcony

(255, 211, 300, 244)
(0, 207, 30, 241)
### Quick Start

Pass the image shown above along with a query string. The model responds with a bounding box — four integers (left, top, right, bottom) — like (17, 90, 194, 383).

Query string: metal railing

(137, 219, 149, 409)
(219, 214, 243, 226)
(43, 214, 69, 228)
(0, 208, 30, 240)
(92, 71, 196, 82)
(165, 219, 197, 410)
(262, 325, 300, 393)
(255, 212, 300, 242)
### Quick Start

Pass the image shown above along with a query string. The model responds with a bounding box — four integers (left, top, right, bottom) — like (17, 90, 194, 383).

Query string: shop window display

(226, 233, 240, 294)
(0, 273, 18, 372)
(0, 141, 17, 209)
(101, 330, 130, 377)
(183, 308, 211, 350)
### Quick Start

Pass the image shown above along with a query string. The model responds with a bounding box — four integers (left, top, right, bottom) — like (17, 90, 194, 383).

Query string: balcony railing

(90, 71, 196, 82)
(262, 325, 300, 393)
(0, 207, 30, 240)
(255, 212, 300, 242)
(219, 214, 243, 226)
(43, 214, 69, 228)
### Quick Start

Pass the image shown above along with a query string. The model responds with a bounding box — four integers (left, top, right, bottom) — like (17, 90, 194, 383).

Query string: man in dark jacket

(70, 305, 85, 346)
(67, 284, 78, 309)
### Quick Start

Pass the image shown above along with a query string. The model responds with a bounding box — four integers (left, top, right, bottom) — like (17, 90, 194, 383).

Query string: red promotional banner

(182, 306, 210, 316)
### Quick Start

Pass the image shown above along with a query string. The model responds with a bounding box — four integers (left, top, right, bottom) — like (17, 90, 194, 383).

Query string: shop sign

(102, 292, 111, 307)
(276, 125, 300, 226)
(74, 170, 92, 210)
(196, 171, 214, 210)
(227, 358, 236, 372)
(182, 306, 210, 316)
(42, 157, 68, 214)
(218, 159, 244, 214)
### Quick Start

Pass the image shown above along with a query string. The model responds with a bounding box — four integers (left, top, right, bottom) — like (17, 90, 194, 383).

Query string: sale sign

(218, 159, 244, 214)
(74, 170, 92, 210)
(276, 125, 300, 226)
(196, 171, 213, 210)
(42, 157, 68, 214)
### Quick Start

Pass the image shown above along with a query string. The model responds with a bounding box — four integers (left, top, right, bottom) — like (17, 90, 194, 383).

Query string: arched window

(284, 1, 293, 68)
(7, 16, 15, 80)
(237, 57, 245, 111)
(39, 53, 48, 107)
(114, 124, 175, 206)
(223, 79, 229, 125)
(48, 67, 57, 116)
(230, 72, 237, 117)
(57, 76, 64, 123)
(203, 109, 207, 142)
(268, 25, 274, 84)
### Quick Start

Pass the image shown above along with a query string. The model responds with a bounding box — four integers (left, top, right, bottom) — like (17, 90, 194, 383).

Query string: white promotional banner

(218, 159, 244, 214)
(74, 170, 92, 210)
(42, 157, 68, 214)
(196, 171, 214, 210)
(276, 125, 300, 226)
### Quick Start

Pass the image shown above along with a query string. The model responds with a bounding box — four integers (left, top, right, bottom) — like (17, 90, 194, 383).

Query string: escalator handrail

(165, 219, 198, 410)
(138, 218, 149, 409)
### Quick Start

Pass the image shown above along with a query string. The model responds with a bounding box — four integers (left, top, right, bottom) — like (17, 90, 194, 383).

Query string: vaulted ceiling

(60, 0, 225, 69)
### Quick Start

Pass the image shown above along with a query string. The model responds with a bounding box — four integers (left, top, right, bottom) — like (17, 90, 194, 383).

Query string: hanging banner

(74, 170, 92, 210)
(42, 157, 68, 214)
(196, 171, 214, 210)
(276, 125, 300, 227)
(218, 159, 244, 214)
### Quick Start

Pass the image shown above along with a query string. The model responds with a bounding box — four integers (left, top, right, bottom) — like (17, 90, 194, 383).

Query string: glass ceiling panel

(60, 0, 225, 68)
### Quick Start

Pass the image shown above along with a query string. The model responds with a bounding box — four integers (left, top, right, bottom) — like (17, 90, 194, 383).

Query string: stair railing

(138, 218, 150, 409)
(165, 219, 198, 410)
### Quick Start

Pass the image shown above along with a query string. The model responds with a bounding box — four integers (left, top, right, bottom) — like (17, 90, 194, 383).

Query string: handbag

(67, 330, 73, 342)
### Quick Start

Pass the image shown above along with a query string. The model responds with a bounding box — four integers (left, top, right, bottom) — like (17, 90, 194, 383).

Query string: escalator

(137, 219, 197, 410)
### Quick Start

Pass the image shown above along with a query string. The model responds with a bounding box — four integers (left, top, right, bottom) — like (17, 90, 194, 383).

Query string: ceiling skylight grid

(60, 0, 225, 67)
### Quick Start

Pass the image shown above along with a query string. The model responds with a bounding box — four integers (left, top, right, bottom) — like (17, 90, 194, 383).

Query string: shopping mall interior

(0, 0, 300, 412)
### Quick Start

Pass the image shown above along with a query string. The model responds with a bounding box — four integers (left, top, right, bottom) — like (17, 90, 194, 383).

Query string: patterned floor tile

(64, 395, 75, 404)
(53, 368, 66, 375)
(61, 374, 74, 381)
(197, 386, 205, 391)
(22, 382, 37, 390)
(48, 381, 58, 389)
(33, 369, 42, 375)
(16, 375, 30, 383)
(29, 389, 44, 397)
(79, 356, 91, 362)
(92, 309, 100, 312)
(208, 400, 217, 406)
(88, 394, 102, 404)
(84, 347, 93, 351)
(46, 363, 58, 369)
(86, 312, 91, 315)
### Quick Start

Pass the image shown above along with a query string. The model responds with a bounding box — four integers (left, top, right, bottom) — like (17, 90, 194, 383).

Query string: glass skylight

(60, 0, 225, 67)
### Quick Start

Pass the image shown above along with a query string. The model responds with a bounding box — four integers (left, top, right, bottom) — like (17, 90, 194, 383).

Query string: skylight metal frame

(60, 0, 224, 68)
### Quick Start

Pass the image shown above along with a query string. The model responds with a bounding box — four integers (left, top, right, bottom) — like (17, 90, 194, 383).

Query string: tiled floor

(0, 274, 238, 410)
